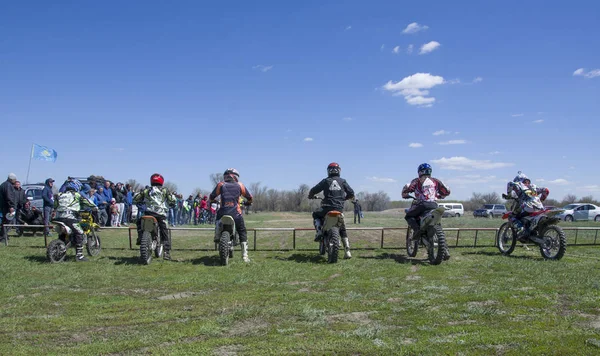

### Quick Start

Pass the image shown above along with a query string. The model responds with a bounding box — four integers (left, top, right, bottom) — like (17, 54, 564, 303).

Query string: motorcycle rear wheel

(86, 230, 102, 256)
(406, 228, 419, 257)
(140, 231, 152, 265)
(47, 239, 67, 263)
(496, 222, 517, 256)
(539, 225, 566, 260)
(327, 228, 340, 264)
(427, 225, 445, 265)
(219, 231, 231, 266)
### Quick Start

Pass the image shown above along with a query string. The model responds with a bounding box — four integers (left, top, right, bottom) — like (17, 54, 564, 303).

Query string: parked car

(473, 204, 507, 218)
(438, 203, 464, 217)
(558, 204, 600, 222)
(23, 184, 46, 210)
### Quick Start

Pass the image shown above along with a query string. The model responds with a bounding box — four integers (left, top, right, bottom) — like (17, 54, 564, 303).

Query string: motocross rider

(209, 168, 253, 262)
(506, 171, 549, 240)
(308, 162, 355, 259)
(53, 179, 98, 262)
(133, 173, 177, 260)
(402, 163, 451, 259)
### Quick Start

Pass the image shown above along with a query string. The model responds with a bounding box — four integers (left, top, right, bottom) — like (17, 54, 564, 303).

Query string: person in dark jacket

(308, 162, 355, 259)
(0, 173, 18, 244)
(42, 178, 55, 236)
(352, 200, 362, 224)
(209, 168, 253, 262)
(17, 200, 44, 234)
(95, 187, 109, 227)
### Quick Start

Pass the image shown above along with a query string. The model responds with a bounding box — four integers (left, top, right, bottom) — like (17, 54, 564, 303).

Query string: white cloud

(472, 77, 483, 83)
(345, 25, 352, 31)
(382, 72, 445, 107)
(367, 176, 398, 183)
(407, 44, 414, 54)
(419, 41, 440, 54)
(409, 143, 423, 148)
(446, 78, 461, 84)
(392, 46, 400, 54)
(113, 147, 125, 151)
(511, 113, 524, 117)
(303, 137, 313, 142)
(431, 156, 514, 170)
(433, 130, 450, 136)
(446, 175, 498, 185)
(439, 140, 467, 145)
(402, 22, 429, 34)
(342, 117, 353, 121)
(583, 185, 600, 192)
(489, 151, 501, 155)
(538, 178, 569, 185)
(573, 68, 600, 79)
(252, 65, 273, 72)
(533, 119, 544, 124)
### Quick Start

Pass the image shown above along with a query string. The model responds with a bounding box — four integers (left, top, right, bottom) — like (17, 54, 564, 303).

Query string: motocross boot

(241, 242, 250, 262)
(163, 249, 171, 261)
(342, 238, 352, 259)
(75, 244, 89, 262)
(313, 219, 322, 242)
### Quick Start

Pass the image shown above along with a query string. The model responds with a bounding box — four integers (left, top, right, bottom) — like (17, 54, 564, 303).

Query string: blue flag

(32, 144, 58, 162)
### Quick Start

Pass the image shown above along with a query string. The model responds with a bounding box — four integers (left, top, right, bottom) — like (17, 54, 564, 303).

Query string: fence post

(253, 230, 257, 251)
(43, 229, 48, 248)
(381, 229, 384, 249)
(575, 229, 578, 245)
(293, 229, 296, 250)
(595, 230, 598, 245)
(456, 230, 460, 247)
(474, 230, 478, 248)
(128, 227, 132, 250)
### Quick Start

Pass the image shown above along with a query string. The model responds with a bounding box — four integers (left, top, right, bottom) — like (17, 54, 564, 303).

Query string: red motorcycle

(496, 194, 567, 260)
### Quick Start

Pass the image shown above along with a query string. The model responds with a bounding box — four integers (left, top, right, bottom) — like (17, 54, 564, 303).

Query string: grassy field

(1, 212, 600, 355)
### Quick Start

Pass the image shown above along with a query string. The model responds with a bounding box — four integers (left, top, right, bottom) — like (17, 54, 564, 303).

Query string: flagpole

(26, 144, 34, 184)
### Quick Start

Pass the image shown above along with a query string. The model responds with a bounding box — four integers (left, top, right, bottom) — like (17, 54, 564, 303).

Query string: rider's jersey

(402, 177, 450, 202)
(54, 191, 97, 220)
(133, 186, 176, 217)
(506, 181, 548, 212)
(210, 181, 252, 217)
(308, 176, 355, 211)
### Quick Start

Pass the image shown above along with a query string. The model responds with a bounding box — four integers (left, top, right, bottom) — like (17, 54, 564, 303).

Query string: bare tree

(209, 173, 222, 187)
(481, 192, 501, 204)
(561, 194, 578, 205)
(125, 179, 142, 192)
(163, 181, 178, 193)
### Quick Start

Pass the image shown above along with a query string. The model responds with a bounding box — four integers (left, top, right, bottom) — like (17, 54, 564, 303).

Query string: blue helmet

(64, 179, 82, 192)
(513, 171, 530, 183)
(418, 163, 432, 177)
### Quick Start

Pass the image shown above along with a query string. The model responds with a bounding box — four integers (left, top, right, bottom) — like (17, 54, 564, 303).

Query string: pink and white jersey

(402, 177, 450, 202)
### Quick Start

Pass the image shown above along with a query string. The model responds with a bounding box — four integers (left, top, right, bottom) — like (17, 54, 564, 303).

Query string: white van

(438, 203, 464, 217)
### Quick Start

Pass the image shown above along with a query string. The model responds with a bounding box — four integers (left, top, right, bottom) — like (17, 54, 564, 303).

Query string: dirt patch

(326, 311, 375, 325)
(387, 298, 402, 303)
(448, 320, 476, 326)
(328, 273, 342, 280)
(400, 338, 416, 345)
(227, 318, 269, 337)
(213, 344, 243, 356)
(467, 300, 498, 308)
(298, 288, 311, 293)
(406, 275, 421, 281)
(590, 316, 600, 329)
(156, 291, 208, 300)
(410, 265, 418, 273)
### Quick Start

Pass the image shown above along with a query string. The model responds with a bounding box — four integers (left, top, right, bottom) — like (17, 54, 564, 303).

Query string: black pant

(0, 215, 10, 242)
(354, 211, 361, 224)
(312, 207, 348, 238)
(137, 211, 171, 250)
(216, 212, 247, 242)
(405, 201, 438, 231)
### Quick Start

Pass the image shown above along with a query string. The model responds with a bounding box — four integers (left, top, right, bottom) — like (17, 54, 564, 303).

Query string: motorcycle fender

(323, 213, 344, 232)
(216, 216, 235, 239)
(141, 216, 158, 232)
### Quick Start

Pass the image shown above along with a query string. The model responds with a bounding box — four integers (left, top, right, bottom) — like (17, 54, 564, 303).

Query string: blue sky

(2, 0, 599, 200)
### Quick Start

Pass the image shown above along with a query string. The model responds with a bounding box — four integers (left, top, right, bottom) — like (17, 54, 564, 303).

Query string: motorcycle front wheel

(327, 228, 340, 264)
(539, 225, 566, 260)
(86, 230, 102, 256)
(406, 228, 419, 257)
(140, 231, 152, 265)
(496, 222, 517, 256)
(47, 239, 67, 263)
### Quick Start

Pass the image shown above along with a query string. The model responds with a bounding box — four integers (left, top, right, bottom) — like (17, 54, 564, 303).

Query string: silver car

(23, 184, 46, 210)
(558, 203, 600, 222)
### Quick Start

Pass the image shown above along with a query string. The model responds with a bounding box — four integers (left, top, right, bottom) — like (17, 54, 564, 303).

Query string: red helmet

(150, 173, 164, 186)
(327, 162, 341, 177)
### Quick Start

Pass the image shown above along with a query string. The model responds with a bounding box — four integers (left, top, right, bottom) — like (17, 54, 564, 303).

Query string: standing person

(133, 174, 176, 260)
(113, 182, 125, 227)
(308, 162, 355, 259)
(102, 180, 113, 226)
(42, 178, 55, 236)
(352, 199, 362, 224)
(185, 195, 194, 224)
(200, 195, 208, 224)
(95, 187, 109, 227)
(176, 194, 184, 225)
(0, 173, 18, 244)
(209, 169, 253, 262)
(110, 198, 119, 227)
(401, 163, 451, 260)
(124, 184, 133, 226)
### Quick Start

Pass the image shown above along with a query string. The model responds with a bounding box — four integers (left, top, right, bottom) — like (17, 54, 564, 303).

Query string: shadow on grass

(359, 252, 430, 265)
(462, 250, 540, 260)
(105, 256, 146, 265)
(24, 255, 51, 264)
(274, 253, 326, 264)
(191, 255, 223, 266)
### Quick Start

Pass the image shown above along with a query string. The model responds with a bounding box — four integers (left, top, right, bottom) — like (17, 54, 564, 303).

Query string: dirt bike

(405, 197, 449, 265)
(47, 211, 102, 263)
(310, 197, 347, 263)
(214, 215, 239, 266)
(138, 215, 165, 265)
(496, 194, 567, 260)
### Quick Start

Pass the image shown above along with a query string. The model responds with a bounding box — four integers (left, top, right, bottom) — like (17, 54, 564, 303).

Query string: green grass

(1, 212, 599, 355)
